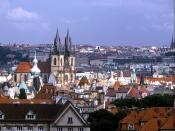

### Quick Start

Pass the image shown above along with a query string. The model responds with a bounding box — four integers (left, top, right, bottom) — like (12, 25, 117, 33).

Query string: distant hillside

(0, 46, 26, 66)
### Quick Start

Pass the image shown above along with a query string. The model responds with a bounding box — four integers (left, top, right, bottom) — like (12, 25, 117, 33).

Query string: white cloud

(7, 7, 39, 21)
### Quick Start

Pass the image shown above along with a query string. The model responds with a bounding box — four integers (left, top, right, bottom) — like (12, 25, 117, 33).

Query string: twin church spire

(170, 37, 175, 49)
(53, 28, 72, 56)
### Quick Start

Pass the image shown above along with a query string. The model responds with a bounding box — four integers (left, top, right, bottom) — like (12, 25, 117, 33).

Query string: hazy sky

(0, 0, 173, 46)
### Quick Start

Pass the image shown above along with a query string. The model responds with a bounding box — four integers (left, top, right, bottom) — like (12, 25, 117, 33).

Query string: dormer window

(128, 124, 134, 130)
(25, 111, 36, 120)
(0, 111, 4, 120)
(67, 117, 73, 124)
(38, 126, 43, 131)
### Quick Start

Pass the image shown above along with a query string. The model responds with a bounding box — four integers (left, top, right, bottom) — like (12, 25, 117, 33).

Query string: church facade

(51, 30, 76, 86)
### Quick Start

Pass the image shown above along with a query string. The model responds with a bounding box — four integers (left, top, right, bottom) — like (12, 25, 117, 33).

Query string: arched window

(60, 58, 63, 66)
(71, 58, 73, 66)
(24, 74, 28, 82)
(14, 74, 17, 82)
(54, 58, 57, 65)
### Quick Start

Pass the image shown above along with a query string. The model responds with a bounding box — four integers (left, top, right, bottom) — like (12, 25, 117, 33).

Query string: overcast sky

(0, 0, 174, 46)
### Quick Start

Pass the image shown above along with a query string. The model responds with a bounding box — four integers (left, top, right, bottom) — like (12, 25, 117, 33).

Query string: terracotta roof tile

(15, 62, 32, 73)
(106, 88, 116, 97)
(140, 118, 167, 131)
(160, 111, 175, 129)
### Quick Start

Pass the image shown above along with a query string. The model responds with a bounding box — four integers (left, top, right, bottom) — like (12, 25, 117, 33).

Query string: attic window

(38, 126, 43, 131)
(128, 124, 134, 130)
(25, 111, 36, 120)
(0, 111, 4, 120)
(67, 117, 73, 124)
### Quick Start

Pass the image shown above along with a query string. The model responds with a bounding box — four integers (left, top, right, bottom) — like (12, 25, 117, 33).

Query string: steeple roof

(64, 29, 72, 58)
(170, 36, 175, 49)
(54, 28, 61, 54)
(31, 52, 40, 77)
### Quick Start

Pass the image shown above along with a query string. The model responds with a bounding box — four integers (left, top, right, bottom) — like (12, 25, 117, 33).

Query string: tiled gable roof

(127, 88, 141, 99)
(120, 107, 175, 131)
(15, 62, 32, 73)
(106, 88, 116, 97)
(35, 84, 56, 99)
(140, 118, 167, 131)
(160, 111, 175, 129)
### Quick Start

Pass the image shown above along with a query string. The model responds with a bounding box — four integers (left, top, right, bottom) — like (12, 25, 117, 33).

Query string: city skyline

(0, 0, 174, 46)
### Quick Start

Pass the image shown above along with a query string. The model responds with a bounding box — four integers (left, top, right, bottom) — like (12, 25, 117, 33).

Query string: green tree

(88, 109, 127, 131)
(113, 94, 174, 108)
(18, 88, 27, 99)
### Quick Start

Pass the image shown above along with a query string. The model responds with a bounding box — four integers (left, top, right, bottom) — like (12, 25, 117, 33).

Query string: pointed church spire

(170, 37, 174, 49)
(31, 51, 40, 77)
(64, 29, 72, 57)
(54, 28, 61, 54)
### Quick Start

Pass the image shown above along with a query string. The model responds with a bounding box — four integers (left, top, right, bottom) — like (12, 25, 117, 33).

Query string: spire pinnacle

(170, 36, 175, 49)
(31, 51, 40, 77)
(54, 28, 61, 54)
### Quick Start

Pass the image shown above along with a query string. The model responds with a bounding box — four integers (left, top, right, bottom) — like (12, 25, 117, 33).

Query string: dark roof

(38, 62, 51, 73)
(0, 103, 65, 122)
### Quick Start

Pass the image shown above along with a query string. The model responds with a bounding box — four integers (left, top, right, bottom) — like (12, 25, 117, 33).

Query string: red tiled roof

(35, 84, 56, 99)
(160, 111, 175, 129)
(120, 107, 175, 131)
(106, 88, 116, 97)
(127, 88, 141, 99)
(15, 62, 32, 73)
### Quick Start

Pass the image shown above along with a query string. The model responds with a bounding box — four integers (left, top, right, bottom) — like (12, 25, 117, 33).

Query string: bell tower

(51, 29, 75, 87)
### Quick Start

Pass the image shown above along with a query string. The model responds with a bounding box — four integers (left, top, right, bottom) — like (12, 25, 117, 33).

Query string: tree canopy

(113, 94, 174, 108)
(88, 109, 127, 131)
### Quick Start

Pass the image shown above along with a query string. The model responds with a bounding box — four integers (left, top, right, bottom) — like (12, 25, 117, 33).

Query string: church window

(14, 74, 17, 82)
(67, 117, 73, 124)
(54, 58, 57, 65)
(60, 58, 63, 66)
(24, 74, 28, 82)
(71, 58, 73, 66)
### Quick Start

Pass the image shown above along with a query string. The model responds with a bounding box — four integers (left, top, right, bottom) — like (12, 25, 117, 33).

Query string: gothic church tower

(51, 29, 75, 86)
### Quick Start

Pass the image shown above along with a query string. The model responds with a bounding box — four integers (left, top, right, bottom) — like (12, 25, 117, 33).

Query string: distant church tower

(51, 29, 75, 86)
